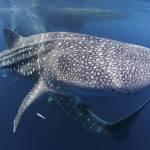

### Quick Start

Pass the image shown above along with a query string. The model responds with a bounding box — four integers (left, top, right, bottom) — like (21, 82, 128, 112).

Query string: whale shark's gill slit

(13, 79, 49, 133)
(50, 95, 150, 140)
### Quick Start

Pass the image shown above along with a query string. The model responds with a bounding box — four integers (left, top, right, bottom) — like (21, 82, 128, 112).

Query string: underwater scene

(0, 0, 150, 150)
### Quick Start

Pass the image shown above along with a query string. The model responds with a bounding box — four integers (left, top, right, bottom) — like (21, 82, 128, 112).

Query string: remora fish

(0, 29, 150, 139)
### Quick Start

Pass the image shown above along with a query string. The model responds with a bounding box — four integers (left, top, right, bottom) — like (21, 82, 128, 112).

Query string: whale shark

(0, 0, 124, 35)
(0, 29, 150, 139)
(33, 7, 124, 32)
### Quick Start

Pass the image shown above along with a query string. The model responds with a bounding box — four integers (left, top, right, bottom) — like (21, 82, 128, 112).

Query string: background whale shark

(0, 0, 124, 37)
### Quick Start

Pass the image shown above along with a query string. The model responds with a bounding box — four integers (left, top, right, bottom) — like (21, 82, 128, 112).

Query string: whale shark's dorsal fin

(13, 79, 49, 133)
(3, 29, 22, 49)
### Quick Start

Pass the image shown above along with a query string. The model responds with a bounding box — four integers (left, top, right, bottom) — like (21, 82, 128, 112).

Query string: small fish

(36, 113, 46, 120)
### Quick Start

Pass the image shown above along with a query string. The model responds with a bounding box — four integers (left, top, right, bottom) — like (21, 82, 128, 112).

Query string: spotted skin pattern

(41, 33, 150, 95)
(1, 30, 150, 134)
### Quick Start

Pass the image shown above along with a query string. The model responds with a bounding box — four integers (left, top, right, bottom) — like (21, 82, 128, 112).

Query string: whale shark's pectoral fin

(13, 79, 49, 133)
(3, 28, 22, 49)
(50, 95, 150, 140)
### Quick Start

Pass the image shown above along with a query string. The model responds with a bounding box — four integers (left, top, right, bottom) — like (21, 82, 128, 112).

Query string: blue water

(0, 0, 150, 150)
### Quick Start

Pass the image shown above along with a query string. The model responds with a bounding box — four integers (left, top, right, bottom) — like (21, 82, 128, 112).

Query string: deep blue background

(0, 0, 150, 150)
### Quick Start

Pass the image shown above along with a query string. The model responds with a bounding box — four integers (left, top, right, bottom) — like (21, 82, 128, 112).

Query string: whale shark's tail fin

(104, 98, 150, 140)
(49, 95, 150, 141)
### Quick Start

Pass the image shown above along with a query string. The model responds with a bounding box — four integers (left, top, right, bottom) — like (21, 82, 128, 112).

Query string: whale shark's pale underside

(0, 29, 150, 140)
